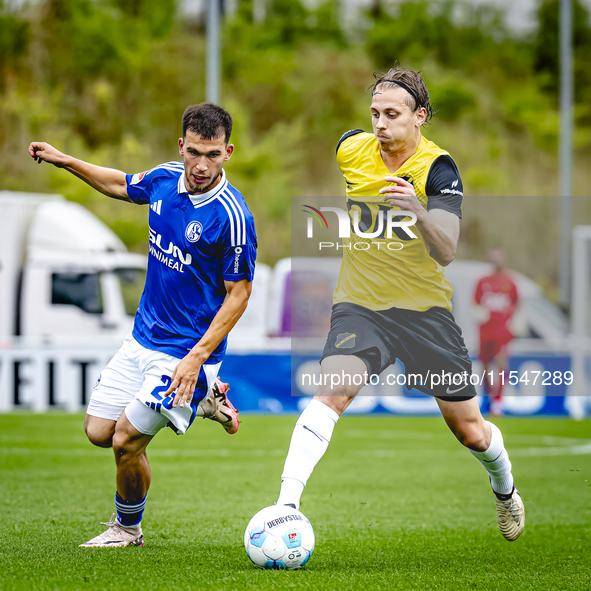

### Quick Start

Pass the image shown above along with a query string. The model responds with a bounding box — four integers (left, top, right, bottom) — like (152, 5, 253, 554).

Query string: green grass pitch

(1, 413, 590, 590)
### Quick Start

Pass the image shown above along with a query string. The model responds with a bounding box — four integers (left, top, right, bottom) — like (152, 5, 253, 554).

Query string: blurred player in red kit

(474, 249, 519, 416)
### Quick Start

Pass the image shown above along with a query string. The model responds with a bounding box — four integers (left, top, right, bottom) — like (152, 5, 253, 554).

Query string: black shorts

(321, 302, 476, 401)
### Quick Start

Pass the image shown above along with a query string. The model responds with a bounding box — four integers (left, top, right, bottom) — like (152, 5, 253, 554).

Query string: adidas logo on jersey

(150, 200, 162, 214)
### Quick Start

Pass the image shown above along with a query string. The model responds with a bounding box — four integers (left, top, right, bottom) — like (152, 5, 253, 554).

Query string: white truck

(0, 191, 147, 411)
(0, 191, 147, 345)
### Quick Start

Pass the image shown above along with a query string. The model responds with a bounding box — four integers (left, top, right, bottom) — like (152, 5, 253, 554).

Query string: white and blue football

(244, 505, 315, 569)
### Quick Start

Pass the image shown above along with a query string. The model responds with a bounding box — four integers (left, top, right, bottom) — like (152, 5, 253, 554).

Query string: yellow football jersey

(334, 131, 459, 312)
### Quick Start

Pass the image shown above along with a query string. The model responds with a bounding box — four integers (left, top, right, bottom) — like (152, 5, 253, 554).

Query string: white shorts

(87, 333, 221, 435)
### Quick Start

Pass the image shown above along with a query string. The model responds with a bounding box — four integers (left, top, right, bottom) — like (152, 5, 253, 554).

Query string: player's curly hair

(369, 65, 436, 125)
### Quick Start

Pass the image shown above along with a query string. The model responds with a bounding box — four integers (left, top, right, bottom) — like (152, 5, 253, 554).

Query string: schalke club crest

(185, 221, 203, 243)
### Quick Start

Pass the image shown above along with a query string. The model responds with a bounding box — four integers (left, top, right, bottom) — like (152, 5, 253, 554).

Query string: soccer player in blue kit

(28, 104, 257, 547)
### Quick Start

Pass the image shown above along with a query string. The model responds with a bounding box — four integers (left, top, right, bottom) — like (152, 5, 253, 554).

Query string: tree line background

(1, 0, 591, 300)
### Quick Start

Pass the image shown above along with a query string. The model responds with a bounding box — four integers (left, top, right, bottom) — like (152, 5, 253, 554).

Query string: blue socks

(115, 492, 147, 527)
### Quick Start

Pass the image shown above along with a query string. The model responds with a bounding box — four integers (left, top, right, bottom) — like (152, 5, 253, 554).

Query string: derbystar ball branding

(266, 514, 304, 528)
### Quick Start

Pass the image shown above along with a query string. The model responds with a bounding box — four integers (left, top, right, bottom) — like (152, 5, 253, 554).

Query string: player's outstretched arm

(28, 141, 130, 202)
(164, 279, 253, 409)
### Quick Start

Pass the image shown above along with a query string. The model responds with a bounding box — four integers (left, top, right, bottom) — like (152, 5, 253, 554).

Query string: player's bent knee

(85, 428, 113, 448)
(84, 415, 115, 448)
(112, 416, 152, 461)
(112, 430, 137, 460)
(86, 431, 113, 448)
(455, 424, 488, 450)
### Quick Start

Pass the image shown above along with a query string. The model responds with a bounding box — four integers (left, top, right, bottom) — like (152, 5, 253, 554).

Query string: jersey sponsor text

(148, 227, 192, 272)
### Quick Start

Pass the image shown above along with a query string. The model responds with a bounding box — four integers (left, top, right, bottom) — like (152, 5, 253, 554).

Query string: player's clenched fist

(379, 175, 425, 217)
(28, 142, 67, 166)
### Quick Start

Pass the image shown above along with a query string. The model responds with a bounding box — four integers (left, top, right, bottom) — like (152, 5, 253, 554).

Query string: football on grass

(244, 505, 315, 569)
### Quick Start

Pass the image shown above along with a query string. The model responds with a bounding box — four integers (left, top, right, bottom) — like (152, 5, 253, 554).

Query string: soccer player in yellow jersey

(276, 66, 525, 541)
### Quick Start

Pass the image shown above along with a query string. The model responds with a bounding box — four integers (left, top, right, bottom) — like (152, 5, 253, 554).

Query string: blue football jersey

(125, 162, 257, 361)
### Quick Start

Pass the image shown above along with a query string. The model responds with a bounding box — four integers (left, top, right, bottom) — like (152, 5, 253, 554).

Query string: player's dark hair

(182, 103, 233, 143)
(370, 65, 436, 125)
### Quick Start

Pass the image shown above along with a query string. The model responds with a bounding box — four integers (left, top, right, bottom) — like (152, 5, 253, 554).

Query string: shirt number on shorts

(151, 375, 172, 400)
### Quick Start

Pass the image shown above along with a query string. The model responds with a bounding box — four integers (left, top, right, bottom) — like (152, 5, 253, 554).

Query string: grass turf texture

(0, 414, 590, 591)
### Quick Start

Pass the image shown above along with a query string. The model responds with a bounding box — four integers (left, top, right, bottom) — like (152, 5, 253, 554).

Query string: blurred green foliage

(0, 11, 29, 86)
(1, 0, 590, 292)
(534, 0, 591, 113)
(367, 0, 511, 72)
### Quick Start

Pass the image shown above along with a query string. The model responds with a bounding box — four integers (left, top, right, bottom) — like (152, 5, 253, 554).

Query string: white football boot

(494, 487, 525, 541)
(79, 514, 144, 548)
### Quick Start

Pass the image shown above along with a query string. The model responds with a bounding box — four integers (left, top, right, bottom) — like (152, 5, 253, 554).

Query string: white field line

(345, 430, 591, 456)
(508, 442, 591, 456)
(344, 429, 439, 439)
(0, 447, 286, 457)
(2, 435, 591, 458)
(3, 444, 591, 458)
